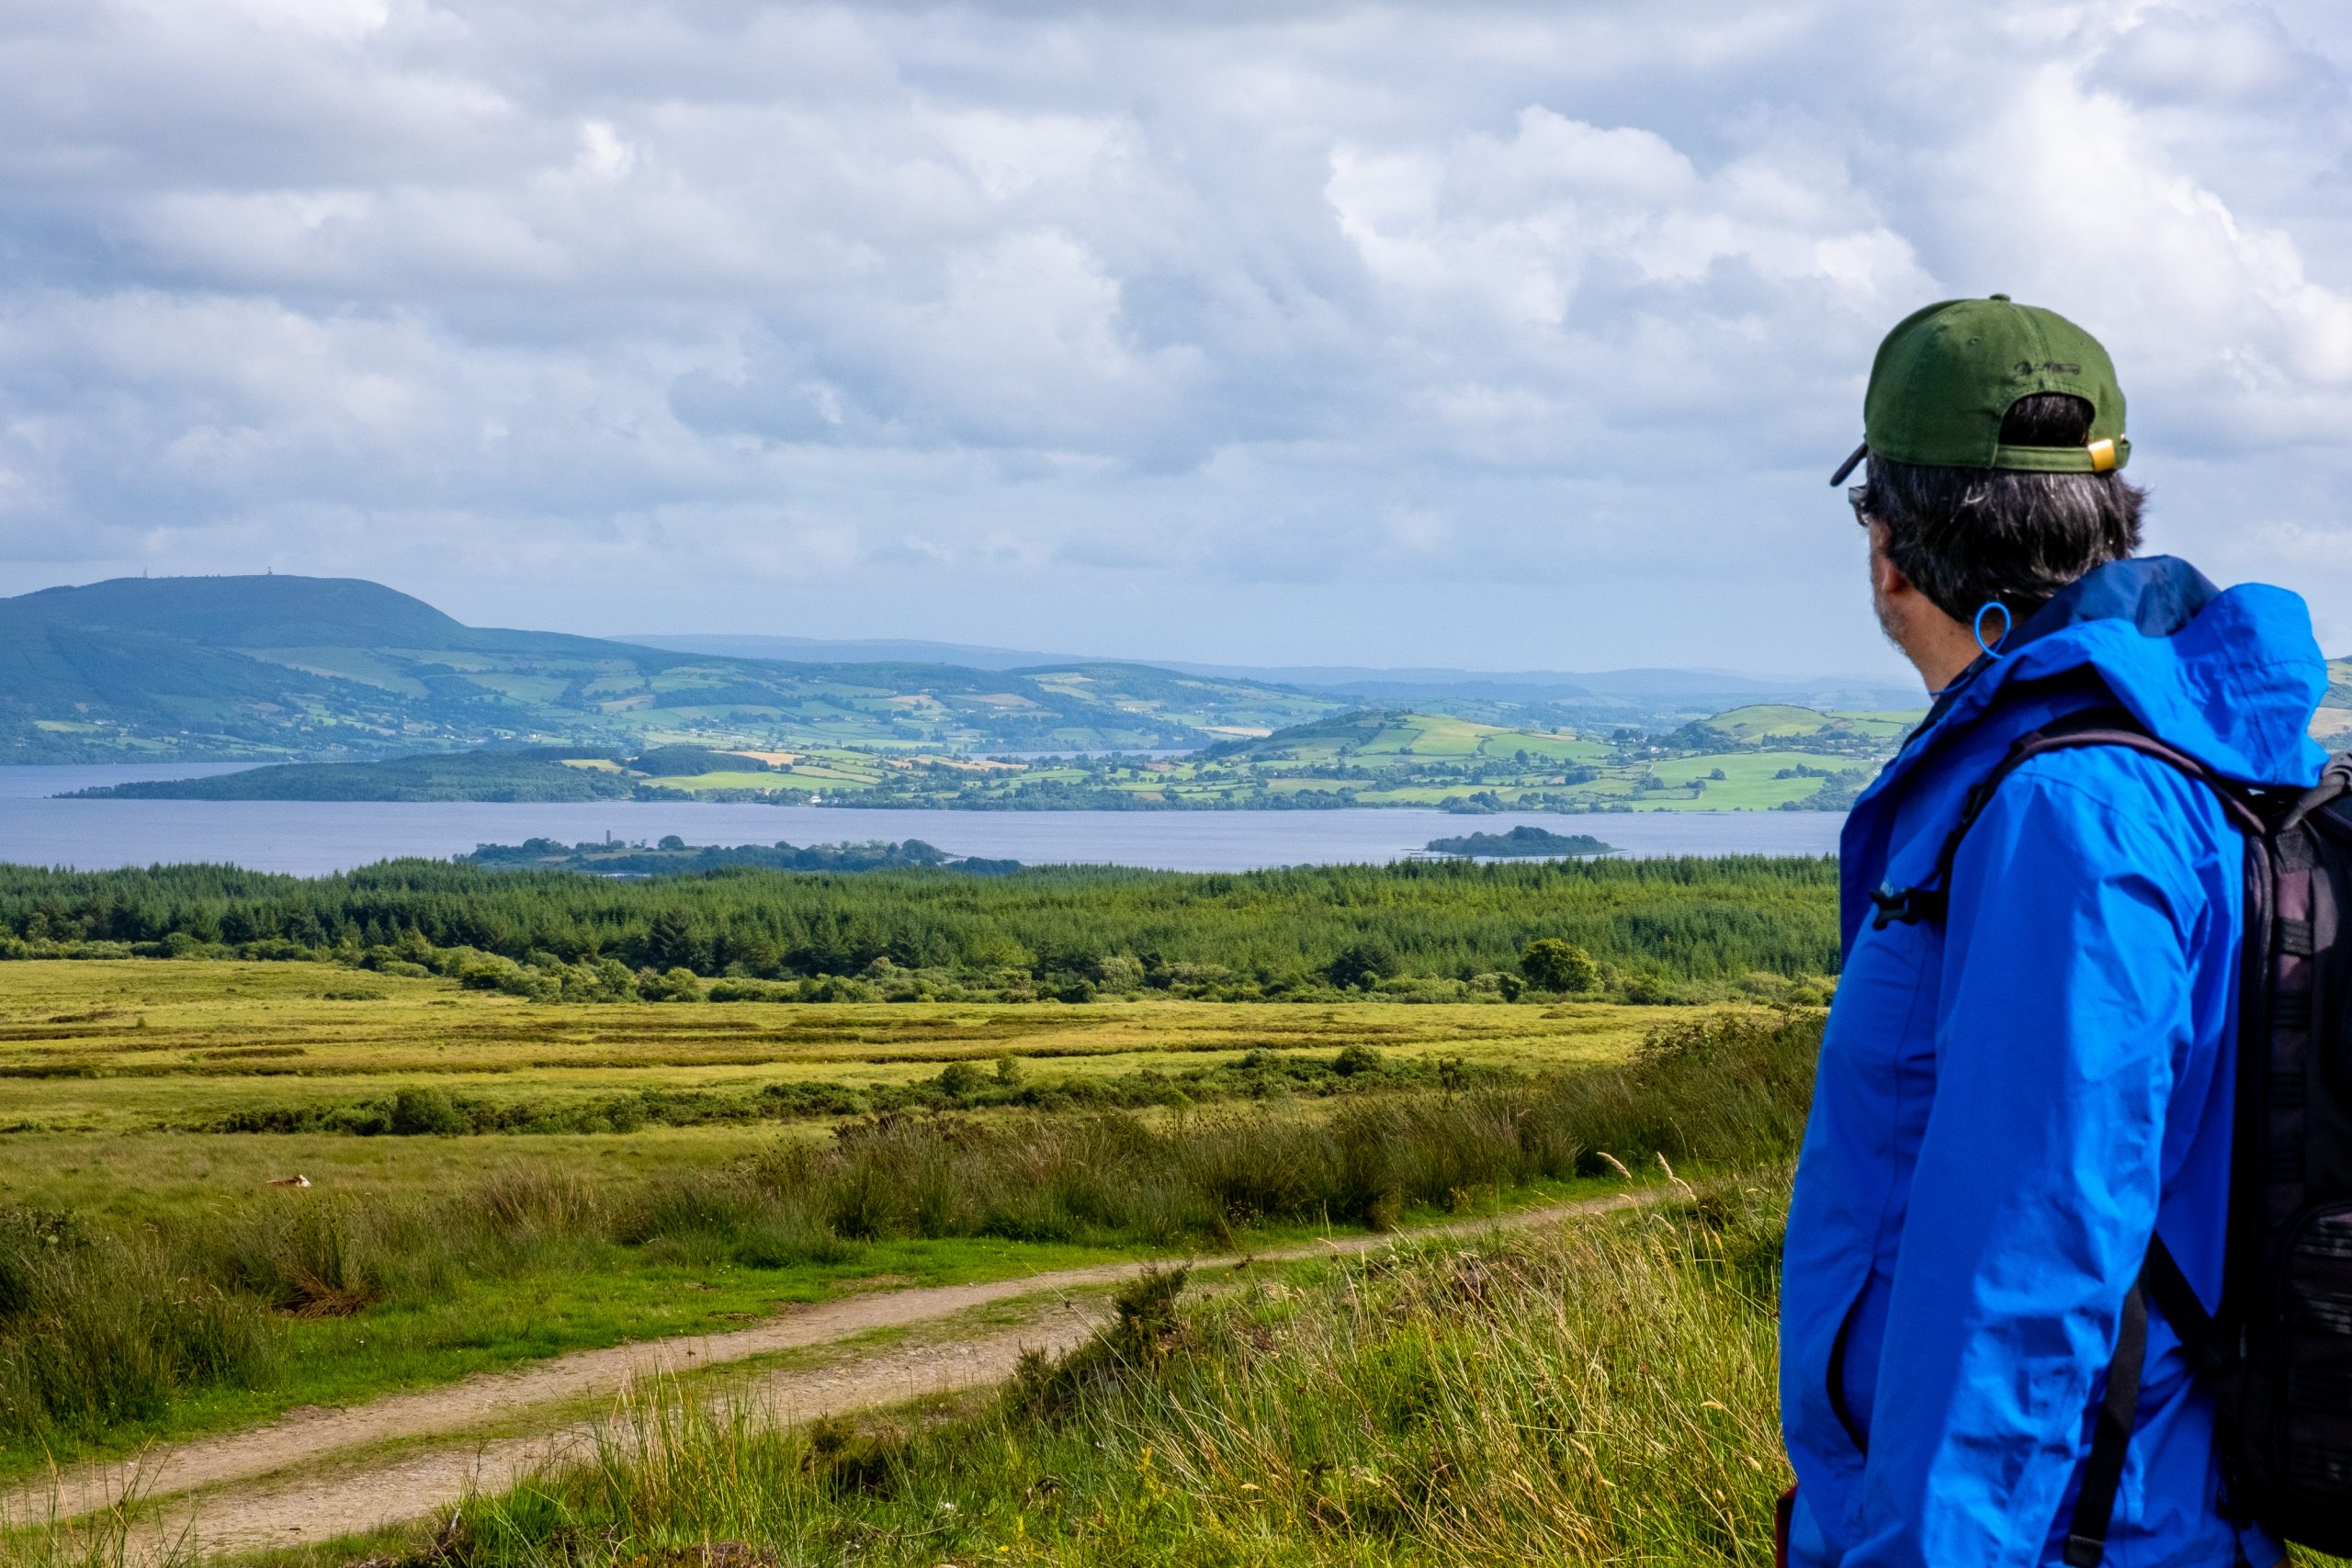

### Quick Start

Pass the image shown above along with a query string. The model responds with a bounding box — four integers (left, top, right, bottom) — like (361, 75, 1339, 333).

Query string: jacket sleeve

(1842, 760, 2202, 1568)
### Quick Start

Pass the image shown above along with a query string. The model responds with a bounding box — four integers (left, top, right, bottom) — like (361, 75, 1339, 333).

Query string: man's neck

(1904, 618, 1985, 694)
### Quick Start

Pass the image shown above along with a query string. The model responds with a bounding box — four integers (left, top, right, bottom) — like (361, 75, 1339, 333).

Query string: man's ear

(1866, 521, 1913, 601)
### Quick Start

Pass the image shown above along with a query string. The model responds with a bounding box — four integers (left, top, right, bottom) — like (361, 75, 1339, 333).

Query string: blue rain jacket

(1780, 557, 2327, 1568)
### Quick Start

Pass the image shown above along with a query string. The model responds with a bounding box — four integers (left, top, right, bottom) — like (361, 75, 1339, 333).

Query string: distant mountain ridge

(618, 632, 1084, 672)
(0, 575, 1336, 763)
(622, 636, 1923, 711)
(19, 572, 2253, 771)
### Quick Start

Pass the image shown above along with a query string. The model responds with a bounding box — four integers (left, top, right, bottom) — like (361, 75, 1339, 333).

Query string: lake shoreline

(0, 784, 1846, 877)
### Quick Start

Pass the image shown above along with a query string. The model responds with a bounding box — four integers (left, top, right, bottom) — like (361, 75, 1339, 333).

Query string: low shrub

(389, 1087, 469, 1136)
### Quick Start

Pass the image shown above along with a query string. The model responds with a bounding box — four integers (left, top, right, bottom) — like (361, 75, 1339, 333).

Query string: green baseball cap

(1829, 295, 2129, 485)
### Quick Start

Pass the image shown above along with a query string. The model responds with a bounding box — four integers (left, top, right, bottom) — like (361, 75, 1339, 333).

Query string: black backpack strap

(2065, 1272, 2152, 1568)
(1870, 707, 2263, 931)
(2279, 749, 2352, 834)
(2063, 1236, 2222, 1568)
(2140, 1235, 2222, 1377)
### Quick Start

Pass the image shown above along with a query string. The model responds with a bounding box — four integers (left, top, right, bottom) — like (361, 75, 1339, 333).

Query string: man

(1779, 297, 2327, 1566)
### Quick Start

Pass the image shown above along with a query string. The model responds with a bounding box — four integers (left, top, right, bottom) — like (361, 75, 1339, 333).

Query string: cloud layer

(3, 0, 2348, 671)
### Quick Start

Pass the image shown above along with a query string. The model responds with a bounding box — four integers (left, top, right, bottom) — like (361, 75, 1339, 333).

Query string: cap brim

(1828, 441, 1868, 487)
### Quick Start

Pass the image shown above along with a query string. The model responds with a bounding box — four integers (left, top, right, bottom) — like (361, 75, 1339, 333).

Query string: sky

(3, 0, 2350, 676)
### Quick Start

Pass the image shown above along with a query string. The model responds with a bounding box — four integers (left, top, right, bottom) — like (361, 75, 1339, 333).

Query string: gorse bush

(0, 856, 1838, 997)
(0, 1010, 1822, 1459)
(443, 1181, 1792, 1567)
(1011, 1265, 1191, 1421)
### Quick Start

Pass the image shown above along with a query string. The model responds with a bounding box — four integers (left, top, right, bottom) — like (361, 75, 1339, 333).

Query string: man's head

(1836, 297, 2147, 688)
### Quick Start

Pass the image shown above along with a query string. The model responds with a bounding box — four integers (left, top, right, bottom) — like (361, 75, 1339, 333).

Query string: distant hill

(0, 575, 1338, 763)
(1163, 662, 1925, 714)
(619, 633, 1092, 671)
(1671, 703, 1915, 750)
(2, 573, 504, 650)
(2319, 660, 2352, 752)
(1199, 709, 1607, 765)
(623, 633, 1926, 714)
(72, 749, 638, 802)
(1174, 705, 1896, 814)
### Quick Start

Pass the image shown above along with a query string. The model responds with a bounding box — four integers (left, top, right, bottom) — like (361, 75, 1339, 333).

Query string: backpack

(1866, 705, 2352, 1563)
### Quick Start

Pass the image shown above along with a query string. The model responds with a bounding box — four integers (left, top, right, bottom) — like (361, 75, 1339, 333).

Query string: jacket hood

(1838, 557, 2326, 957)
(1880, 555, 2326, 799)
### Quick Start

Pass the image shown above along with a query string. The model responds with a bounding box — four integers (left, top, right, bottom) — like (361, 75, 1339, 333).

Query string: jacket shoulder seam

(1952, 752, 2226, 924)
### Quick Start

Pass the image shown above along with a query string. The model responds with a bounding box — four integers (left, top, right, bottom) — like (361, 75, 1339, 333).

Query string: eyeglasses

(1848, 485, 1872, 528)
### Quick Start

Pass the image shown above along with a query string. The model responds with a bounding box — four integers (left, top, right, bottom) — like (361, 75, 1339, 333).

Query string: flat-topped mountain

(0, 573, 567, 652)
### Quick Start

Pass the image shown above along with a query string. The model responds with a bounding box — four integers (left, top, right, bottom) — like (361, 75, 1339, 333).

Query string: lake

(0, 765, 1846, 874)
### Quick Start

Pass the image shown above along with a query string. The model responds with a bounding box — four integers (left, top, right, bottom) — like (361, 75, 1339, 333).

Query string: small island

(458, 837, 1021, 877)
(1423, 825, 1614, 859)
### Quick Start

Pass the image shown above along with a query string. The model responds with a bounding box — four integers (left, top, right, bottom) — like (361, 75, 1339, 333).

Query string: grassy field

(141, 1007, 1815, 1568)
(0, 959, 1765, 1483)
(0, 961, 1658, 1155)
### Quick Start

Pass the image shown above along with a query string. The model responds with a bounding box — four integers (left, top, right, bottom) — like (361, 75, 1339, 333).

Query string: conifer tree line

(0, 857, 1838, 999)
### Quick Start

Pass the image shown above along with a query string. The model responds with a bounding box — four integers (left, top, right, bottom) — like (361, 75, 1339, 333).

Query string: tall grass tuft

(0, 1211, 279, 1446)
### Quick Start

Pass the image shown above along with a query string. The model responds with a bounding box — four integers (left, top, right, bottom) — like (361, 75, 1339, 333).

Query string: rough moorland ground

(0, 960, 1742, 1483)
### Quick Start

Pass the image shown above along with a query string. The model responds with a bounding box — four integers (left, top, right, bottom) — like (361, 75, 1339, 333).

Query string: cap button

(1989, 292, 2012, 301)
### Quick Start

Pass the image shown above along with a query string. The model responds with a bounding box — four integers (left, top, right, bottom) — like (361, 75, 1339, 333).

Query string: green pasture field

(1642, 750, 1860, 809)
(1832, 709, 1927, 737)
(634, 769, 803, 792)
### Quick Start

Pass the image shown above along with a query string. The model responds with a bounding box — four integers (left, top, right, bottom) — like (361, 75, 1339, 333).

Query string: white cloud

(574, 120, 637, 182)
(2, 0, 2350, 669)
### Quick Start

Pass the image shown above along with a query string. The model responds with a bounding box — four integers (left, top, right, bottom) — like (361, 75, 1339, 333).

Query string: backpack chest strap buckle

(1869, 882, 1946, 930)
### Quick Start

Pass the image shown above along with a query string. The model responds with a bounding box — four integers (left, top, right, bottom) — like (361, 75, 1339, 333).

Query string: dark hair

(1856, 394, 2146, 626)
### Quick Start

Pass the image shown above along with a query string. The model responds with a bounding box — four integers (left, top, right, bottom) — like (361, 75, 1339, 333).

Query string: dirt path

(6, 1191, 1653, 1562)
(129, 1311, 1114, 1564)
